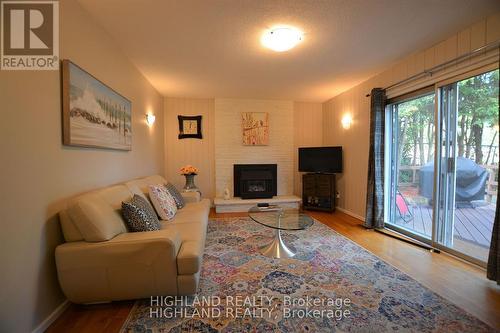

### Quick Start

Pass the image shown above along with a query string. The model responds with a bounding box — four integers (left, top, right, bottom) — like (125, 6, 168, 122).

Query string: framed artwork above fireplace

(241, 112, 269, 145)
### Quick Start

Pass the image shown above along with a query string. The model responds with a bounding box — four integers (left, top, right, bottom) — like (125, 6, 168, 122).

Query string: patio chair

(396, 190, 413, 223)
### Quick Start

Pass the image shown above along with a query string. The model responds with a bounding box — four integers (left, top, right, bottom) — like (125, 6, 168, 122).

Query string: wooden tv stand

(302, 173, 336, 212)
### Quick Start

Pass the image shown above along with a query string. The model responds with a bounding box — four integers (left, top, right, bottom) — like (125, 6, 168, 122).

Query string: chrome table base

(260, 229, 296, 258)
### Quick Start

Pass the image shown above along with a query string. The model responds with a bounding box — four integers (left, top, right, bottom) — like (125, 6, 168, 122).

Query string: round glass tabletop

(248, 205, 314, 231)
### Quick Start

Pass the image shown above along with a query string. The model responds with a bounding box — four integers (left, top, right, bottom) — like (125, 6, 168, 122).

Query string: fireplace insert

(234, 164, 277, 199)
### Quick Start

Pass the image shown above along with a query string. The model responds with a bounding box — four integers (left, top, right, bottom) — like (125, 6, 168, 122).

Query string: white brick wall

(214, 98, 294, 197)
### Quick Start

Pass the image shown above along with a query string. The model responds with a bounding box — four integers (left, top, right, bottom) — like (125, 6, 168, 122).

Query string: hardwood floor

(47, 209, 500, 332)
(46, 301, 134, 333)
(305, 210, 500, 330)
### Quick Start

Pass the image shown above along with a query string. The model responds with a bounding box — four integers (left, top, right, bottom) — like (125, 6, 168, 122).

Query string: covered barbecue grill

(419, 157, 488, 203)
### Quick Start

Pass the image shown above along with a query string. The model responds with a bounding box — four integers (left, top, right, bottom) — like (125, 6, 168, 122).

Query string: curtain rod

(365, 40, 500, 97)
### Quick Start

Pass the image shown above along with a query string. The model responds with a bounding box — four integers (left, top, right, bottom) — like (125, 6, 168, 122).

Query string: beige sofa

(55, 175, 210, 304)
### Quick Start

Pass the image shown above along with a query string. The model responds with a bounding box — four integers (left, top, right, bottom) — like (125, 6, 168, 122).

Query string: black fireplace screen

(234, 164, 277, 199)
(245, 180, 267, 193)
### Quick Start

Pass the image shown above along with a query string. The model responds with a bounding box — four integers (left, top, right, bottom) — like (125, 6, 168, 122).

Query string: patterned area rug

(121, 217, 494, 332)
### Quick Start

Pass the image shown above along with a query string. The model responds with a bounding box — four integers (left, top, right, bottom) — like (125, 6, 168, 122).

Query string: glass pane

(450, 69, 499, 262)
(387, 92, 436, 239)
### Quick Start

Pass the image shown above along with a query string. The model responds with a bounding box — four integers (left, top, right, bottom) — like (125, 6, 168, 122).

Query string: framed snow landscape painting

(62, 60, 132, 150)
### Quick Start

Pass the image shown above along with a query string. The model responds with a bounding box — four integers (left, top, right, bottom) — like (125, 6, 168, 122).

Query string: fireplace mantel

(214, 195, 301, 213)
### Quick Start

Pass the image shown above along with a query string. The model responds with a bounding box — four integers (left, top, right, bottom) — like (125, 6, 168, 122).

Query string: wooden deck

(394, 203, 495, 248)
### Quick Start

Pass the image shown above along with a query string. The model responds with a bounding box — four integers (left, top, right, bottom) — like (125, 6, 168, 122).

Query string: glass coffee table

(248, 205, 314, 258)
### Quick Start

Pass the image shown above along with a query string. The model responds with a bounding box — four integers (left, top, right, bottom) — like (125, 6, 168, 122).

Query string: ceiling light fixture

(261, 26, 303, 52)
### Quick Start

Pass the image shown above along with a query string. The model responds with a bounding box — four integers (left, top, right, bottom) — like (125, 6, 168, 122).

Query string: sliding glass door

(386, 89, 436, 241)
(436, 69, 499, 262)
(386, 68, 499, 265)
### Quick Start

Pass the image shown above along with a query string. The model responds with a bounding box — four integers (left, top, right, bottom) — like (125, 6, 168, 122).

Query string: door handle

(447, 158, 455, 173)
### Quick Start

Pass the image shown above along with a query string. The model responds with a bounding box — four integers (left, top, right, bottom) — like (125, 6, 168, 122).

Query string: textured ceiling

(78, 0, 500, 102)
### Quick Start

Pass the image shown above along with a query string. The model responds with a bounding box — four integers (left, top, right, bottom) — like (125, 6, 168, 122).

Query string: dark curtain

(487, 55, 500, 284)
(365, 88, 386, 229)
(487, 194, 500, 284)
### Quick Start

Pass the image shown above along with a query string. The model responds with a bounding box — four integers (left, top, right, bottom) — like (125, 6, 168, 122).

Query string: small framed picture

(178, 115, 202, 139)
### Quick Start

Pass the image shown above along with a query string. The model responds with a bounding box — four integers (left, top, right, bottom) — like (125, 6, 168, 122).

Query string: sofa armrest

(181, 191, 201, 203)
(55, 229, 181, 303)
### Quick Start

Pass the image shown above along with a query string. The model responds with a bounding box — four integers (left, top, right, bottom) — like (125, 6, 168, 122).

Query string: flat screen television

(299, 146, 343, 173)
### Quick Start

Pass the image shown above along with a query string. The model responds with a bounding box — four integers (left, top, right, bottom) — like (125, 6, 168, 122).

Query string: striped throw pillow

(165, 182, 185, 209)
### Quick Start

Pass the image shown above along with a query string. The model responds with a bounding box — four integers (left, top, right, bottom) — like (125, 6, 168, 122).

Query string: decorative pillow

(121, 195, 161, 232)
(149, 184, 178, 220)
(165, 182, 185, 209)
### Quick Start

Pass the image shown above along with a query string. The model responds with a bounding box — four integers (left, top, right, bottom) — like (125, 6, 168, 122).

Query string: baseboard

(335, 206, 365, 222)
(32, 299, 70, 333)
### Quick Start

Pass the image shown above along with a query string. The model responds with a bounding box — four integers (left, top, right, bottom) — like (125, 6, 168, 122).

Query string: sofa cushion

(162, 199, 210, 230)
(96, 185, 134, 209)
(59, 209, 84, 242)
(162, 220, 207, 242)
(122, 195, 161, 232)
(148, 185, 177, 220)
(165, 182, 186, 208)
(127, 184, 149, 202)
(67, 192, 127, 242)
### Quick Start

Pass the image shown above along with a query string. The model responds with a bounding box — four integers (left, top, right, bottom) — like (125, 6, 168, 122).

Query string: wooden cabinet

(302, 173, 336, 212)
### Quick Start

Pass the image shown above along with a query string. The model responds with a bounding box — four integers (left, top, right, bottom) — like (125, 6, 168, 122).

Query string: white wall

(214, 99, 294, 197)
(164, 98, 215, 198)
(293, 102, 324, 197)
(0, 1, 164, 332)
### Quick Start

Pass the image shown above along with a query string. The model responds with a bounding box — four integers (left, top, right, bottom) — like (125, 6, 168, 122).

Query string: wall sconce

(341, 114, 352, 129)
(146, 114, 156, 126)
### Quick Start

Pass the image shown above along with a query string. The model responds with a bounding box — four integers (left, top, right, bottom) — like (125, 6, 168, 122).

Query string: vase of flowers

(180, 165, 200, 193)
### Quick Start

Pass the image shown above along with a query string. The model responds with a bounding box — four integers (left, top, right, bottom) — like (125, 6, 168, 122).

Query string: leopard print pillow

(122, 194, 161, 232)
